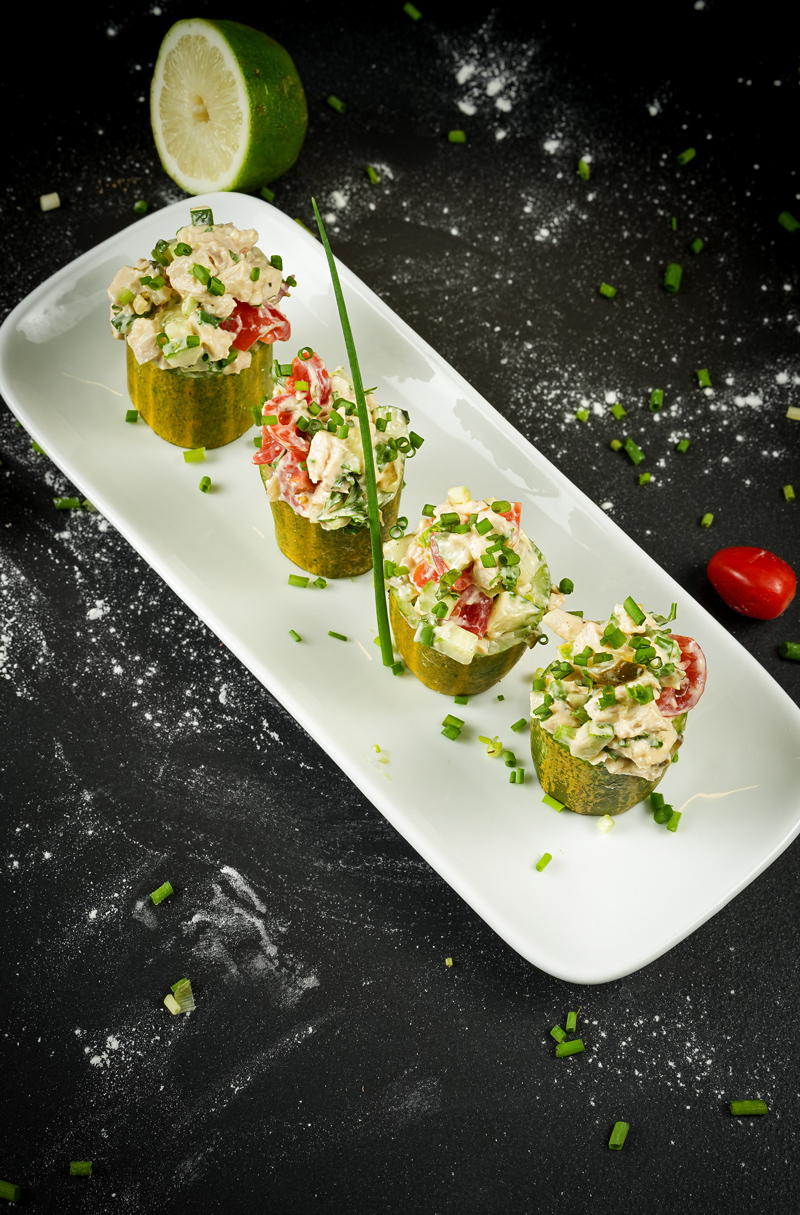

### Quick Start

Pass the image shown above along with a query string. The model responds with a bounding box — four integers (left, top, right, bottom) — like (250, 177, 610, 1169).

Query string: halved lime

(151, 18, 307, 195)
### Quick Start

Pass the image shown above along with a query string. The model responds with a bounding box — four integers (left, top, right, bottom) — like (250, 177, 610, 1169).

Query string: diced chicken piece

(126, 318, 162, 365)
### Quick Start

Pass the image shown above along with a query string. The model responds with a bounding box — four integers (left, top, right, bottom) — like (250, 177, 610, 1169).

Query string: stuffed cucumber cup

(254, 349, 409, 578)
(108, 206, 294, 448)
(530, 598, 707, 815)
(384, 489, 554, 695)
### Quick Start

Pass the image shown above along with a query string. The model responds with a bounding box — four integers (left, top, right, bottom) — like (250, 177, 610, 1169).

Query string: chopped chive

(623, 596, 646, 625)
(32, 440, 46, 454)
(542, 794, 564, 812)
(784, 485, 796, 502)
(497, 695, 505, 701)
(696, 368, 712, 388)
(261, 185, 276, 202)
(419, 624, 435, 647)
(535, 853, 552, 872)
(576, 408, 590, 423)
(125, 408, 139, 423)
(608, 1122, 630, 1150)
(671, 215, 678, 230)
(82, 500, 97, 512)
(391, 661, 405, 676)
(550, 1025, 566, 1043)
(448, 129, 467, 143)
(558, 578, 574, 595)
(653, 802, 672, 824)
(676, 438, 690, 453)
(409, 431, 425, 450)
(174, 242, 192, 257)
(474, 517, 494, 536)
(454, 694, 469, 705)
(190, 206, 213, 226)
(150, 881, 173, 905)
(778, 211, 800, 233)
(565, 1010, 578, 1032)
(198, 476, 211, 493)
(421, 503, 435, 517)
(502, 750, 517, 768)
(313, 577, 327, 589)
(610, 438, 623, 451)
(253, 436, 262, 448)
(515, 767, 524, 784)
(786, 406, 800, 421)
(442, 724, 462, 740)
(312, 199, 393, 669)
(53, 497, 82, 510)
(610, 402, 627, 420)
(555, 1039, 584, 1056)
(249, 266, 261, 282)
(442, 714, 465, 729)
(599, 282, 617, 299)
(133, 199, 148, 214)
(639, 472, 651, 485)
(510, 718, 527, 732)
(445, 956, 453, 968)
(191, 262, 210, 286)
(578, 159, 590, 180)
(183, 447, 205, 463)
(0, 1180, 21, 1201)
(117, 288, 135, 305)
(250, 404, 263, 427)
(404, 0, 422, 16)
(328, 630, 347, 641)
(288, 574, 309, 587)
(290, 629, 302, 643)
(623, 437, 645, 465)
(700, 512, 714, 528)
(690, 237, 704, 254)
(263, 414, 278, 426)
(779, 641, 800, 661)
(677, 147, 696, 165)
(730, 1100, 768, 1116)
(664, 263, 683, 292)
(366, 165, 380, 185)
(666, 810, 682, 832)
(649, 389, 663, 411)
(69, 1162, 92, 1176)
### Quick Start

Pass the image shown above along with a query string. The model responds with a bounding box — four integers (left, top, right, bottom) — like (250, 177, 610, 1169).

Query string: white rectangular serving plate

(3, 192, 800, 984)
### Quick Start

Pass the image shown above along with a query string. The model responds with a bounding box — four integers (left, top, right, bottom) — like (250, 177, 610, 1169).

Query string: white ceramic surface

(3, 192, 800, 984)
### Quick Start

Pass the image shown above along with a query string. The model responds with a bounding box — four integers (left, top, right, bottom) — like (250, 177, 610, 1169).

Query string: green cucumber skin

(530, 717, 681, 815)
(389, 590, 527, 695)
(260, 466, 402, 578)
(127, 342, 273, 449)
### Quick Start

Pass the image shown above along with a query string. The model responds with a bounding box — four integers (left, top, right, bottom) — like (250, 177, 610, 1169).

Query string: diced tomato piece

(451, 585, 493, 637)
(287, 351, 331, 407)
(657, 635, 708, 716)
(220, 301, 291, 351)
(411, 561, 438, 590)
(497, 502, 521, 527)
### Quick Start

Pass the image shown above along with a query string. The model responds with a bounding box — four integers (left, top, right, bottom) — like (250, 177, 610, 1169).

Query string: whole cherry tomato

(707, 547, 797, 619)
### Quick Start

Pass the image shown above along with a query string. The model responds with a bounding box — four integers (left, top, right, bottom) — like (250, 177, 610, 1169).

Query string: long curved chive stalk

(312, 197, 393, 668)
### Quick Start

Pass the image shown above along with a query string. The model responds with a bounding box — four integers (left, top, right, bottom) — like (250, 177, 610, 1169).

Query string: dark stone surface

(1, 3, 799, 1210)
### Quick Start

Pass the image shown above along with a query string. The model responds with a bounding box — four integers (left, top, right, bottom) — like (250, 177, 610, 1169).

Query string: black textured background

(2, 2, 799, 1211)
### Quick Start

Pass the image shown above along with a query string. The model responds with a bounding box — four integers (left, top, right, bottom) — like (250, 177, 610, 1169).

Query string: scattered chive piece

(288, 574, 309, 587)
(32, 440, 46, 455)
(199, 476, 211, 493)
(312, 198, 393, 669)
(730, 1100, 768, 1116)
(150, 881, 173, 905)
(608, 1122, 630, 1150)
(442, 724, 462, 741)
(690, 237, 704, 254)
(0, 1180, 21, 1202)
(787, 406, 800, 421)
(510, 718, 527, 732)
(250, 267, 260, 281)
(700, 512, 714, 528)
(444, 957, 453, 969)
(366, 165, 380, 185)
(183, 447, 205, 463)
(664, 263, 683, 293)
(610, 438, 623, 451)
(677, 147, 696, 165)
(442, 714, 465, 729)
(69, 1162, 92, 1176)
(653, 802, 672, 824)
(778, 211, 800, 233)
(676, 438, 690, 453)
(779, 641, 800, 661)
(261, 185, 276, 203)
(290, 629, 302, 643)
(555, 1039, 584, 1057)
(623, 437, 645, 465)
(125, 408, 139, 423)
(253, 436, 262, 447)
(515, 767, 524, 784)
(454, 694, 469, 705)
(599, 282, 617, 299)
(328, 630, 347, 641)
(313, 577, 328, 589)
(597, 814, 615, 832)
(623, 597, 646, 625)
(82, 500, 97, 512)
(649, 389, 663, 411)
(542, 794, 564, 812)
(421, 503, 435, 517)
(404, 1, 422, 17)
(782, 484, 795, 502)
(448, 129, 467, 143)
(550, 1025, 566, 1043)
(169, 977, 196, 1013)
(497, 694, 505, 701)
(391, 661, 405, 676)
(576, 408, 590, 423)
(53, 497, 81, 510)
(639, 472, 651, 485)
(535, 852, 552, 872)
(610, 402, 627, 420)
(419, 623, 435, 647)
(666, 810, 682, 832)
(671, 215, 678, 230)
(565, 1010, 578, 1032)
(133, 199, 148, 214)
(696, 368, 712, 388)
(578, 159, 590, 180)
(327, 95, 347, 113)
(558, 578, 574, 595)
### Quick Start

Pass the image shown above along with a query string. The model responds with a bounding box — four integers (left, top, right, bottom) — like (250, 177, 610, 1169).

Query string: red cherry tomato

(707, 547, 797, 620)
(657, 635, 707, 716)
(220, 301, 291, 351)
(450, 584, 493, 637)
